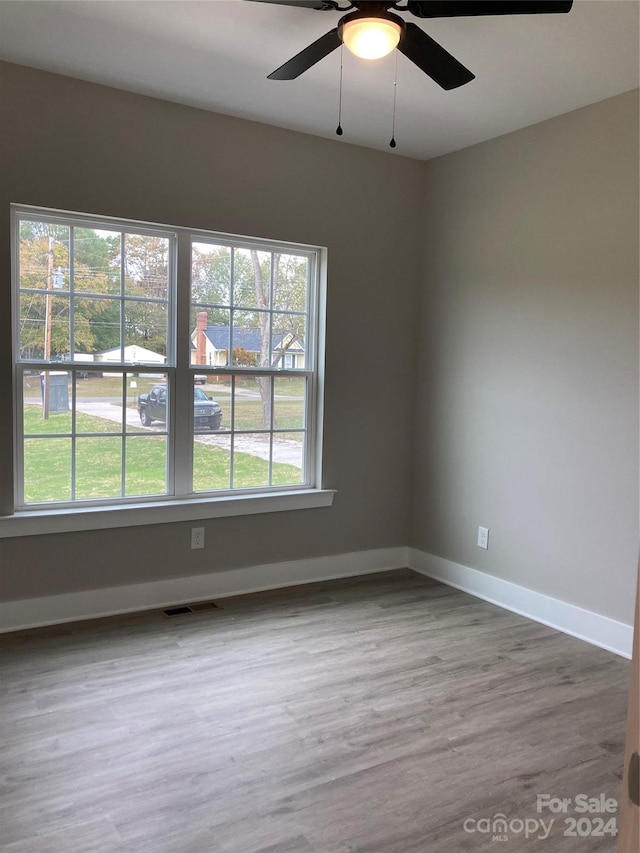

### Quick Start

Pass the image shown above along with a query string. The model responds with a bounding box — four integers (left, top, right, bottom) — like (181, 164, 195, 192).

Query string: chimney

(196, 311, 208, 366)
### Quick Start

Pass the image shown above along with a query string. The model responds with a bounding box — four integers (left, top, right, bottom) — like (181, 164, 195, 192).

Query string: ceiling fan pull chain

(336, 43, 344, 136)
(390, 49, 398, 148)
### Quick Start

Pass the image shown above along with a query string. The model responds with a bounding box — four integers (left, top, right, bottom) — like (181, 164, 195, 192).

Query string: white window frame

(1, 205, 333, 538)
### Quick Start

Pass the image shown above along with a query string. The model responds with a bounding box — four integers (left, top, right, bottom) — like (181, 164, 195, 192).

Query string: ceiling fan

(249, 0, 573, 90)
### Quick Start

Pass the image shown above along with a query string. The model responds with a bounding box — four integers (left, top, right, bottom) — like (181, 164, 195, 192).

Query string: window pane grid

(70, 373, 76, 501)
(119, 233, 125, 361)
(191, 306, 308, 323)
(13, 206, 320, 508)
(17, 290, 170, 305)
(229, 374, 236, 489)
(190, 372, 307, 495)
(268, 376, 275, 486)
(17, 222, 173, 367)
(18, 365, 172, 506)
(188, 236, 313, 495)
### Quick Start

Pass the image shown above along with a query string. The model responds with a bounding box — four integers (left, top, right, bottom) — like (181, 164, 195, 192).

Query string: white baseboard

(2, 545, 632, 659)
(408, 548, 633, 659)
(0, 546, 409, 633)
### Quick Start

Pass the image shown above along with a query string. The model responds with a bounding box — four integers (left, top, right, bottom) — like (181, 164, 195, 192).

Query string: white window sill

(0, 489, 336, 538)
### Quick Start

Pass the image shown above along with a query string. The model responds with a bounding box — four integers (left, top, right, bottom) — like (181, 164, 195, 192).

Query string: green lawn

(23, 374, 306, 399)
(23, 375, 160, 399)
(211, 376, 306, 398)
(215, 398, 304, 431)
(22, 409, 302, 503)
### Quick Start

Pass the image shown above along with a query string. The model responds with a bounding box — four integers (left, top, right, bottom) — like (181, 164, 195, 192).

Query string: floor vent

(162, 602, 219, 617)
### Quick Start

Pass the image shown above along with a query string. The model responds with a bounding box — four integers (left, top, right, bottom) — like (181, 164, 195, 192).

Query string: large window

(12, 206, 323, 512)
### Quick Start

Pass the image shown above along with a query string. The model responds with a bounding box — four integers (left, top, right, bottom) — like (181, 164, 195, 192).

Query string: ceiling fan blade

(399, 23, 474, 90)
(268, 28, 341, 79)
(246, 0, 335, 8)
(407, 1, 572, 18)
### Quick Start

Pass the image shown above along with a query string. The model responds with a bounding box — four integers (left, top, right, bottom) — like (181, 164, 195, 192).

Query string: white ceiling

(1, 0, 638, 160)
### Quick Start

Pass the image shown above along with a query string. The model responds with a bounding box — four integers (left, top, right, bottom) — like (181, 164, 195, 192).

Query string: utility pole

(43, 236, 54, 419)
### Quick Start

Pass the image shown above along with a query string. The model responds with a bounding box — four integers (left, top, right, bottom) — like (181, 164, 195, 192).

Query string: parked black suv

(138, 385, 222, 431)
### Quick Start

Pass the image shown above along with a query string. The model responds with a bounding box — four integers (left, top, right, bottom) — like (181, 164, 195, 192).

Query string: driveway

(74, 400, 303, 468)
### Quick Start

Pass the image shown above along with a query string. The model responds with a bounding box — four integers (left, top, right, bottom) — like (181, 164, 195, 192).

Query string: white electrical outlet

(477, 526, 489, 550)
(191, 527, 205, 550)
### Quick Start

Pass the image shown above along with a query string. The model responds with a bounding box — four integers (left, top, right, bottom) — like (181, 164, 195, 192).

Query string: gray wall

(0, 62, 423, 599)
(1, 64, 638, 628)
(411, 91, 639, 624)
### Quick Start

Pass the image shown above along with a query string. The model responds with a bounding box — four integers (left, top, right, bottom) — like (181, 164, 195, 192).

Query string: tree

(74, 227, 121, 353)
(191, 244, 230, 303)
(191, 244, 233, 327)
(18, 222, 119, 358)
(123, 234, 169, 355)
(18, 223, 170, 360)
(250, 249, 276, 427)
(232, 347, 257, 367)
(250, 250, 307, 428)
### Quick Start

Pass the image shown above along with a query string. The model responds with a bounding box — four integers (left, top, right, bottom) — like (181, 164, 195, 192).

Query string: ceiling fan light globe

(342, 18, 402, 60)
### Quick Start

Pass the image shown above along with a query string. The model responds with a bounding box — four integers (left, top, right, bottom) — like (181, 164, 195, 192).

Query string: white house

(94, 345, 166, 366)
(191, 314, 305, 369)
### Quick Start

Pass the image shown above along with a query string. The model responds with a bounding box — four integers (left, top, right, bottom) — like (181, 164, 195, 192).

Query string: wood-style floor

(0, 569, 630, 852)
